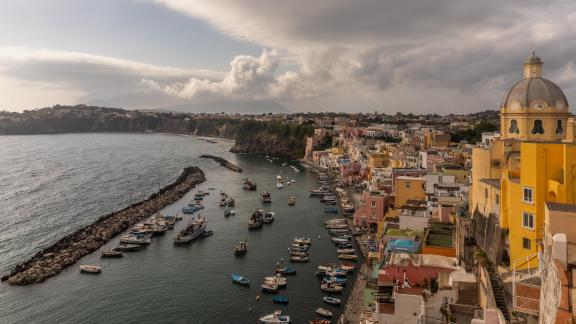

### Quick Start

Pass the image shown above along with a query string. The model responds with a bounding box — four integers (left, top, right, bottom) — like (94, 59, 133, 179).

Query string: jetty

(200, 155, 243, 173)
(1, 167, 206, 286)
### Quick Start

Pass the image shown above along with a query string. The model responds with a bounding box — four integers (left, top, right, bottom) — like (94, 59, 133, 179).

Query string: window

(531, 120, 545, 134)
(405, 182, 411, 189)
(484, 188, 488, 199)
(522, 238, 531, 250)
(496, 194, 500, 205)
(371, 201, 376, 208)
(509, 120, 519, 134)
(522, 212, 534, 229)
(556, 120, 564, 134)
(523, 187, 533, 203)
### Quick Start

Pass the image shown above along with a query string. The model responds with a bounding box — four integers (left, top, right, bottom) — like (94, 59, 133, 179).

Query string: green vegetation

(450, 120, 498, 143)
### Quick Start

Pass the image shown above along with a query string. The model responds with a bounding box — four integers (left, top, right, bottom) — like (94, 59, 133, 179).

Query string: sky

(0, 0, 575, 114)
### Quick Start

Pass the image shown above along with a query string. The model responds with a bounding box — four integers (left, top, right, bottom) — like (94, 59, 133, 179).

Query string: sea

(0, 133, 354, 323)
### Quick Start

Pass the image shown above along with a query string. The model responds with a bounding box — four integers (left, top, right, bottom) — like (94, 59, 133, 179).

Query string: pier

(1, 167, 205, 286)
(200, 155, 243, 172)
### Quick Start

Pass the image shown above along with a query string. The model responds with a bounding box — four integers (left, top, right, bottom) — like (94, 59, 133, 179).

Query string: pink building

(379, 253, 458, 286)
(354, 191, 388, 229)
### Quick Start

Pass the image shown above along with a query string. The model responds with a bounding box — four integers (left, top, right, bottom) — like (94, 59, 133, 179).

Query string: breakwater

(200, 154, 243, 172)
(1, 167, 205, 286)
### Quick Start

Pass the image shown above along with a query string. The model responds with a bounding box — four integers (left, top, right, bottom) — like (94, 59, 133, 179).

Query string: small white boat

(336, 248, 355, 254)
(290, 255, 310, 263)
(338, 254, 358, 261)
(316, 308, 333, 318)
(277, 182, 283, 189)
(80, 265, 102, 274)
(276, 175, 282, 181)
(320, 283, 344, 293)
(259, 310, 290, 324)
(323, 296, 341, 305)
(261, 282, 279, 293)
(265, 275, 287, 288)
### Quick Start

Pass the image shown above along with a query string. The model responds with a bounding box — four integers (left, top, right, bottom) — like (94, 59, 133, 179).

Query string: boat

(231, 274, 250, 286)
(219, 198, 228, 207)
(335, 242, 353, 249)
(322, 276, 347, 285)
(174, 215, 207, 244)
(309, 320, 330, 324)
(188, 202, 204, 209)
(276, 175, 282, 181)
(320, 283, 344, 293)
(339, 264, 356, 272)
(114, 243, 141, 252)
(227, 198, 235, 206)
(234, 239, 248, 256)
(331, 237, 351, 244)
(275, 267, 296, 275)
(182, 206, 198, 214)
(80, 265, 102, 274)
(202, 230, 213, 237)
(120, 234, 151, 245)
(290, 245, 309, 252)
(336, 248, 355, 254)
(288, 197, 295, 205)
(315, 308, 333, 318)
(272, 295, 289, 304)
(193, 194, 204, 200)
(261, 191, 272, 203)
(290, 255, 310, 263)
(259, 310, 290, 324)
(101, 250, 123, 258)
(290, 251, 308, 257)
(265, 275, 287, 288)
(261, 282, 279, 293)
(242, 178, 257, 191)
(224, 208, 232, 217)
(323, 207, 338, 213)
(322, 297, 342, 305)
(263, 212, 275, 223)
(277, 182, 283, 189)
(249, 209, 264, 229)
(338, 254, 358, 261)
(294, 237, 311, 245)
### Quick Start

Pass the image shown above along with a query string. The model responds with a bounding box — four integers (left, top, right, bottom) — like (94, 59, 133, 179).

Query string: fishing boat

(227, 198, 235, 206)
(294, 237, 311, 245)
(261, 282, 279, 293)
(174, 215, 207, 244)
(231, 274, 250, 286)
(260, 191, 272, 203)
(322, 297, 342, 305)
(263, 212, 275, 223)
(120, 234, 151, 245)
(323, 207, 338, 213)
(242, 178, 257, 191)
(320, 283, 344, 293)
(276, 182, 283, 189)
(114, 243, 140, 252)
(201, 230, 213, 237)
(337, 248, 355, 254)
(315, 308, 333, 318)
(272, 295, 289, 304)
(234, 239, 248, 256)
(249, 209, 264, 229)
(265, 275, 287, 288)
(275, 267, 296, 275)
(288, 197, 295, 205)
(259, 310, 290, 324)
(290, 255, 310, 263)
(80, 265, 102, 274)
(338, 254, 358, 261)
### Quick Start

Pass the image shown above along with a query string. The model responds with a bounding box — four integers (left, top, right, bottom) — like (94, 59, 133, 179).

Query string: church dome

(501, 78, 568, 111)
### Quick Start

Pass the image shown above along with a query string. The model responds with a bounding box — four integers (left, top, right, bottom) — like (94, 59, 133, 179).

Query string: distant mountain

(154, 100, 291, 115)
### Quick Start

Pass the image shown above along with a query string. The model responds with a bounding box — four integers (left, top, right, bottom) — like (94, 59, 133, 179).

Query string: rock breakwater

(1, 167, 205, 286)
(200, 155, 243, 172)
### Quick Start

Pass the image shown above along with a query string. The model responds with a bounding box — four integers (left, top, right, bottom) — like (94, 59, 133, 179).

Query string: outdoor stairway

(487, 264, 511, 322)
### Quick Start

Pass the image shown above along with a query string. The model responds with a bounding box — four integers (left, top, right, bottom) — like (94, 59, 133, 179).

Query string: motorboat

(261, 282, 279, 293)
(249, 209, 264, 229)
(272, 295, 289, 304)
(114, 243, 141, 252)
(242, 178, 257, 191)
(182, 206, 198, 214)
(80, 265, 102, 274)
(260, 191, 272, 203)
(337, 248, 355, 254)
(227, 198, 235, 206)
(275, 267, 296, 275)
(201, 230, 213, 237)
(259, 310, 290, 324)
(289, 255, 310, 263)
(315, 308, 333, 318)
(174, 215, 207, 244)
(120, 234, 151, 245)
(234, 239, 247, 256)
(338, 254, 358, 261)
(290, 250, 308, 257)
(322, 276, 347, 285)
(263, 212, 275, 223)
(265, 275, 287, 288)
(320, 283, 344, 293)
(224, 208, 233, 217)
(101, 250, 123, 258)
(294, 237, 311, 245)
(219, 198, 228, 207)
(288, 197, 296, 205)
(322, 297, 342, 306)
(231, 274, 250, 286)
(277, 182, 283, 189)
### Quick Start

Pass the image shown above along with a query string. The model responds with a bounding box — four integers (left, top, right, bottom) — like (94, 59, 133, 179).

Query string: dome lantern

(523, 51, 542, 79)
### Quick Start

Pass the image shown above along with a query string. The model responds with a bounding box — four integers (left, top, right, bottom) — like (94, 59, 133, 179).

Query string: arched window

(531, 120, 545, 134)
(556, 120, 564, 134)
(509, 120, 519, 134)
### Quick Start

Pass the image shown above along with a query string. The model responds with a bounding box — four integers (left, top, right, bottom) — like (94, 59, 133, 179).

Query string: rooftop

(546, 202, 576, 213)
(480, 179, 501, 189)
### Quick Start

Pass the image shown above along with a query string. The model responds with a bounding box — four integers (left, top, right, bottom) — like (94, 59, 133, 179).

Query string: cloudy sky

(1, 0, 575, 114)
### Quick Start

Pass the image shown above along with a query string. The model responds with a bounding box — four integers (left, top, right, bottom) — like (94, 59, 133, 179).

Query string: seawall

(1, 167, 206, 286)
(200, 155, 243, 172)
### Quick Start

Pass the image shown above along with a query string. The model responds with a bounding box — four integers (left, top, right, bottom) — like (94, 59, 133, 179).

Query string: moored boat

(120, 234, 151, 245)
(294, 237, 311, 245)
(243, 178, 257, 190)
(234, 239, 248, 255)
(338, 254, 358, 261)
(260, 191, 272, 203)
(322, 296, 341, 305)
(259, 310, 290, 324)
(315, 308, 333, 318)
(201, 230, 213, 237)
(288, 197, 295, 205)
(275, 267, 296, 275)
(231, 273, 250, 286)
(101, 250, 123, 258)
(290, 250, 308, 257)
(263, 212, 275, 223)
(272, 295, 289, 304)
(261, 282, 279, 293)
(249, 209, 264, 229)
(80, 265, 102, 274)
(227, 197, 235, 206)
(336, 248, 355, 254)
(309, 320, 330, 324)
(114, 243, 141, 252)
(323, 207, 338, 213)
(290, 255, 310, 263)
(224, 208, 232, 217)
(320, 283, 344, 293)
(174, 215, 207, 244)
(265, 275, 287, 288)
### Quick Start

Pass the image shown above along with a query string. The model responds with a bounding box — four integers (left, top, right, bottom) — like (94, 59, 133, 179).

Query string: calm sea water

(0, 133, 353, 323)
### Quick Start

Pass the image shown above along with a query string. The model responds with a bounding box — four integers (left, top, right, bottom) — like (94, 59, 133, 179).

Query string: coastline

(200, 154, 243, 172)
(1, 166, 206, 286)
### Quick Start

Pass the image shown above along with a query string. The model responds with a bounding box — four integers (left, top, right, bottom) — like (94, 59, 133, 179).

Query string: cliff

(230, 120, 314, 159)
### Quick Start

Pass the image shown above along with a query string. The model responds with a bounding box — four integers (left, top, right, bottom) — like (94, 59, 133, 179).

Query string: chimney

(552, 233, 567, 270)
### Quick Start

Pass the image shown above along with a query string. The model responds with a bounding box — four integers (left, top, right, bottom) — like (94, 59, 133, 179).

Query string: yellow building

(394, 176, 426, 208)
(470, 52, 576, 270)
(368, 152, 389, 169)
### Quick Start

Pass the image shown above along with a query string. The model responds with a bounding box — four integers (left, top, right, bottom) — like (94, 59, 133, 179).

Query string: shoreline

(1, 167, 206, 286)
(200, 155, 243, 172)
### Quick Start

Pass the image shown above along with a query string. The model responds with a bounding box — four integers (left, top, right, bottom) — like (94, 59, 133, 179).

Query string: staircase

(486, 263, 511, 322)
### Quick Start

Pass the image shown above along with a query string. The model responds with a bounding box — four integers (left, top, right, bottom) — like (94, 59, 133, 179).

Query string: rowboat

(259, 310, 290, 324)
(336, 248, 355, 254)
(338, 254, 358, 261)
(272, 295, 289, 304)
(320, 283, 344, 293)
(231, 274, 250, 286)
(315, 308, 333, 318)
(290, 251, 308, 257)
(290, 255, 310, 263)
(294, 237, 311, 245)
(322, 296, 341, 305)
(80, 265, 102, 274)
(275, 267, 296, 275)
